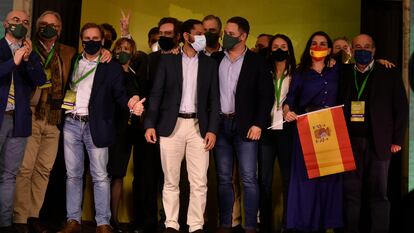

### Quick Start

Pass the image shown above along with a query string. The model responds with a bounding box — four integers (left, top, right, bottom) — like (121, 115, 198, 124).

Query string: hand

(328, 58, 336, 67)
(204, 132, 216, 151)
(120, 10, 131, 37)
(22, 39, 32, 61)
(13, 47, 27, 65)
(145, 128, 157, 144)
(128, 95, 140, 109)
(161, 47, 180, 55)
(390, 144, 401, 153)
(247, 125, 262, 140)
(284, 111, 297, 122)
(377, 59, 396, 69)
(100, 49, 112, 63)
(131, 98, 146, 116)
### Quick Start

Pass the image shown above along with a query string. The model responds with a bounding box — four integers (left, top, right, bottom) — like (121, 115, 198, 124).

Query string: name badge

(350, 101, 365, 122)
(61, 90, 76, 110)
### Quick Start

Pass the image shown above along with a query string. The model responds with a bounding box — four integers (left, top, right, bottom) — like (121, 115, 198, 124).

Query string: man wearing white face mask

(144, 19, 220, 233)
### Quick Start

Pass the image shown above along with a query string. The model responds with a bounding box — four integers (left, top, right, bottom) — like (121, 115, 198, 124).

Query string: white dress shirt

(179, 51, 199, 113)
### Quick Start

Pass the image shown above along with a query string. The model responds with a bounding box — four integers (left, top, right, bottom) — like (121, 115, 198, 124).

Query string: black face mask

(103, 40, 113, 50)
(271, 49, 289, 62)
(39, 25, 58, 39)
(83, 40, 102, 55)
(158, 36, 175, 51)
(258, 47, 268, 57)
(205, 31, 220, 48)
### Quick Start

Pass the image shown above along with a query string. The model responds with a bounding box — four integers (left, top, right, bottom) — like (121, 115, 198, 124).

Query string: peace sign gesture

(120, 10, 131, 37)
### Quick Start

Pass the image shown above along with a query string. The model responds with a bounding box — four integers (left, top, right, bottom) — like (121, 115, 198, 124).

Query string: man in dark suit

(144, 19, 220, 233)
(132, 17, 182, 233)
(0, 10, 46, 233)
(57, 23, 143, 233)
(211, 17, 274, 233)
(340, 34, 408, 233)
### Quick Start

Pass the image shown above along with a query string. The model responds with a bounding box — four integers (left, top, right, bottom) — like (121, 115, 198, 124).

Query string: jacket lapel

(90, 63, 104, 103)
(197, 53, 205, 103)
(174, 54, 183, 94)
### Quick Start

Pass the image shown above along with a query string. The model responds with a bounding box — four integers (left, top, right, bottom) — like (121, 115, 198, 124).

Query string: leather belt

(220, 112, 236, 119)
(178, 113, 197, 119)
(67, 113, 89, 122)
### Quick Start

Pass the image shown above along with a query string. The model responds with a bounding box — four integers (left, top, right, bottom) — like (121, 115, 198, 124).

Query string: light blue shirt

(218, 49, 246, 114)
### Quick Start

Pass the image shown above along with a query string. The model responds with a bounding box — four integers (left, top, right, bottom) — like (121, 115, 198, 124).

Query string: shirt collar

(181, 46, 199, 59)
(81, 52, 100, 63)
(5, 37, 22, 48)
(224, 46, 247, 63)
(354, 60, 375, 73)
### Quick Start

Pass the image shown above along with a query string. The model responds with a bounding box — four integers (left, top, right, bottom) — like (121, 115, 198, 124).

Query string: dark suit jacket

(144, 52, 220, 138)
(211, 49, 274, 136)
(66, 54, 129, 147)
(339, 63, 408, 159)
(0, 37, 46, 137)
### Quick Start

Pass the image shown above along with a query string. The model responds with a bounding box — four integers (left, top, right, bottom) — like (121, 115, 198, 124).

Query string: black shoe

(231, 225, 244, 233)
(27, 218, 49, 233)
(0, 226, 18, 233)
(13, 224, 28, 233)
(163, 227, 179, 233)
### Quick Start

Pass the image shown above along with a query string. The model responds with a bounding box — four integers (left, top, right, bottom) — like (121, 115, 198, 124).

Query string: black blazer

(144, 52, 220, 138)
(339, 64, 408, 159)
(66, 55, 129, 147)
(0, 38, 46, 137)
(211, 49, 274, 136)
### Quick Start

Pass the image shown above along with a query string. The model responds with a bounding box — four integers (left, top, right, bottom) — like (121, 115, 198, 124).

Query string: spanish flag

(297, 105, 355, 179)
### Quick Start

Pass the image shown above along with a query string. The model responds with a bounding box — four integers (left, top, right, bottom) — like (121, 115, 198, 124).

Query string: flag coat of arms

(296, 105, 356, 179)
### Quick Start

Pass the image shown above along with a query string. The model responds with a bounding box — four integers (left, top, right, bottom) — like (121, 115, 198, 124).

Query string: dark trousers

(344, 137, 390, 233)
(132, 128, 163, 231)
(258, 124, 293, 233)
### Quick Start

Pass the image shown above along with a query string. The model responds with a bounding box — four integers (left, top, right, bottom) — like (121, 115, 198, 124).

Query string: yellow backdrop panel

(80, 0, 360, 223)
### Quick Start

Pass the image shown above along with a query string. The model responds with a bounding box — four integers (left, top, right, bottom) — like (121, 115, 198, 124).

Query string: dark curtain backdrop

(32, 0, 82, 48)
(360, 1, 403, 233)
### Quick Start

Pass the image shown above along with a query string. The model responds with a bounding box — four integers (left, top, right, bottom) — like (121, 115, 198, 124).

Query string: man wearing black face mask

(202, 15, 222, 56)
(211, 17, 274, 233)
(339, 34, 408, 233)
(132, 17, 181, 233)
(58, 23, 143, 233)
(252, 34, 272, 57)
(0, 10, 46, 233)
(12, 11, 76, 233)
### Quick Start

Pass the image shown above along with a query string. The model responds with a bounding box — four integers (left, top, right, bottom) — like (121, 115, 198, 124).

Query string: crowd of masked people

(0, 8, 408, 233)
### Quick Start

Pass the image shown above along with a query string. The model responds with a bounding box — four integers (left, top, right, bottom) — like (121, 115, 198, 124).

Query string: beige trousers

(13, 117, 60, 223)
(160, 118, 209, 232)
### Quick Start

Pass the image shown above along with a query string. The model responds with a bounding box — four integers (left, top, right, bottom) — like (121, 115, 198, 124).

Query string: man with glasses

(0, 10, 46, 233)
(12, 11, 76, 233)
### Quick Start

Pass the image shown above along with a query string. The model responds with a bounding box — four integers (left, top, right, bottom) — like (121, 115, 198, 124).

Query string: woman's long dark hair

(268, 34, 296, 76)
(297, 31, 333, 73)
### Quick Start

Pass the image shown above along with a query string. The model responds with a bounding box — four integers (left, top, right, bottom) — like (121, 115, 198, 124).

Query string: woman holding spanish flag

(283, 31, 343, 233)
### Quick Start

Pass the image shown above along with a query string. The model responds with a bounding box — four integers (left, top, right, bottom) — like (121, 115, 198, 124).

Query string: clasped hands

(128, 95, 145, 116)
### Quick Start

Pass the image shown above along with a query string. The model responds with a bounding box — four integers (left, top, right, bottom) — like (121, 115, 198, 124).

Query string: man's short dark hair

(180, 19, 203, 39)
(100, 23, 117, 40)
(158, 17, 182, 36)
(227, 16, 250, 35)
(258, 33, 272, 40)
(202, 15, 222, 31)
(148, 27, 159, 42)
(80, 22, 104, 39)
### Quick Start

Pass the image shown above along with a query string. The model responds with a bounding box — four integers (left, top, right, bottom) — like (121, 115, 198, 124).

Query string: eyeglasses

(8, 16, 29, 26)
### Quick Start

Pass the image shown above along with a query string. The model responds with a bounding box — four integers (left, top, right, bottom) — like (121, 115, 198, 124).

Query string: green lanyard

(354, 67, 373, 101)
(72, 54, 101, 86)
(34, 44, 56, 68)
(274, 72, 286, 108)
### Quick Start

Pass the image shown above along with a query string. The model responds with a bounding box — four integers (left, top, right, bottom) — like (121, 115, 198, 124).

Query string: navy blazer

(211, 49, 275, 136)
(0, 37, 46, 137)
(66, 54, 130, 147)
(144, 52, 220, 138)
(339, 64, 408, 159)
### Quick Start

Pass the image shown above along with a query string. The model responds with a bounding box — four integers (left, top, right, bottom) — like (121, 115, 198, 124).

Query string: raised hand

(22, 38, 32, 61)
(120, 10, 131, 37)
(100, 49, 112, 63)
(14, 47, 27, 65)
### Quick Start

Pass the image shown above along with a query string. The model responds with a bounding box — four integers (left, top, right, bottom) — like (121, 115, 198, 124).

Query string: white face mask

(151, 41, 159, 52)
(190, 35, 206, 52)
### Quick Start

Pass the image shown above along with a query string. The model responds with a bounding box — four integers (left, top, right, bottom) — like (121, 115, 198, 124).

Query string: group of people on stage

(0, 8, 408, 233)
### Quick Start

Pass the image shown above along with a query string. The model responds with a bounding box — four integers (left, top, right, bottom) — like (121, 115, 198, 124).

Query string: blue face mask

(354, 49, 373, 65)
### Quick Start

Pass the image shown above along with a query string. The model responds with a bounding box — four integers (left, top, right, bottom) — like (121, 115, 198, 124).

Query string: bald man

(0, 10, 46, 232)
(339, 34, 408, 233)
